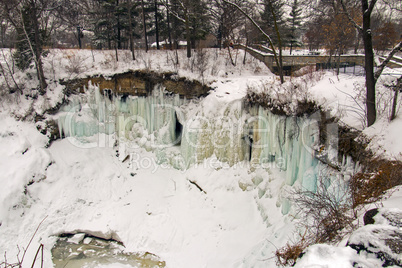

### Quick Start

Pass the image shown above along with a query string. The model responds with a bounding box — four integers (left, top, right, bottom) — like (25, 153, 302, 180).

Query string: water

(51, 234, 165, 268)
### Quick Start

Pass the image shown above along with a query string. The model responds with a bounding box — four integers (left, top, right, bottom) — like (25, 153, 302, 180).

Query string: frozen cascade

(249, 106, 320, 189)
(58, 84, 325, 186)
(179, 100, 249, 168)
(57, 83, 355, 215)
(57, 83, 185, 149)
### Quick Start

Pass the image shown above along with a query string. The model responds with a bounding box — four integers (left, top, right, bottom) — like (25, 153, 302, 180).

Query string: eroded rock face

(347, 208, 402, 267)
(60, 70, 212, 99)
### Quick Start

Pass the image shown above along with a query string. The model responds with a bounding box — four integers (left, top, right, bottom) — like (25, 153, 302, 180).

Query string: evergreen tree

(288, 0, 303, 55)
(91, 0, 140, 50)
(259, 0, 287, 46)
(139, 0, 165, 49)
(169, 0, 185, 47)
(163, 0, 210, 57)
(188, 0, 210, 48)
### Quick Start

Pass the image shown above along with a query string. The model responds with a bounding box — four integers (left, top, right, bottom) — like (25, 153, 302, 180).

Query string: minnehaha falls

(56, 75, 357, 216)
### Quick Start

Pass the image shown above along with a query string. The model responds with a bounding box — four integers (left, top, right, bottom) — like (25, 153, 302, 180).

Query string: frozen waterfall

(56, 82, 351, 214)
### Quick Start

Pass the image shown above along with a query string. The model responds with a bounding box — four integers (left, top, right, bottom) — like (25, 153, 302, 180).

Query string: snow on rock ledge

(347, 208, 402, 267)
(295, 208, 402, 268)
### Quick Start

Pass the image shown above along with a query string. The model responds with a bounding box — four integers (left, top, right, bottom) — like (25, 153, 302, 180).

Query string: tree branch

(221, 0, 282, 81)
(160, 0, 186, 23)
(367, 0, 378, 14)
(339, 0, 363, 33)
(374, 41, 402, 82)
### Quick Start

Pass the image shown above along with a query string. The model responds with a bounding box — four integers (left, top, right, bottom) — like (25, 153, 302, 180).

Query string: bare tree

(222, 0, 284, 83)
(53, 0, 91, 48)
(160, 0, 191, 57)
(0, 0, 52, 94)
(340, 0, 402, 127)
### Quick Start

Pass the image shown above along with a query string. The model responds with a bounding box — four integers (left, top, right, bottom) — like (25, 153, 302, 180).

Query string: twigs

(0, 49, 21, 95)
(20, 216, 47, 265)
(30, 244, 44, 268)
(1, 216, 48, 268)
(188, 180, 207, 194)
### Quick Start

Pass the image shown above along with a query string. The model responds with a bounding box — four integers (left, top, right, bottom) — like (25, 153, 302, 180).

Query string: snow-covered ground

(0, 119, 287, 267)
(0, 48, 401, 267)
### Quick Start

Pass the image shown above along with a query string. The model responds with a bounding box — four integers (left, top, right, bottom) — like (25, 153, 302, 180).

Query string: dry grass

(275, 236, 309, 266)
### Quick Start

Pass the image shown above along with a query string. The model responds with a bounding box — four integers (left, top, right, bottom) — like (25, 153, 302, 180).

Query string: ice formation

(57, 83, 350, 213)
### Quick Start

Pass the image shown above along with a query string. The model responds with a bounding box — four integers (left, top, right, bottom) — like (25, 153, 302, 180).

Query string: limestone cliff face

(60, 70, 211, 99)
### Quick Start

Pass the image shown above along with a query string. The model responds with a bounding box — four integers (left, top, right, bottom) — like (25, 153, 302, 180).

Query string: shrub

(275, 237, 309, 266)
(244, 84, 320, 116)
(351, 159, 402, 208)
(276, 158, 402, 266)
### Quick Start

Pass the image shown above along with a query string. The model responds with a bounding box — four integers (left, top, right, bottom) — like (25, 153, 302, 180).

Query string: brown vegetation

(275, 236, 309, 266)
(244, 87, 321, 117)
(351, 159, 402, 208)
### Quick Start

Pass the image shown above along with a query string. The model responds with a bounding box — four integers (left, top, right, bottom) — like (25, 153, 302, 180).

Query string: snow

(295, 196, 402, 268)
(0, 119, 291, 267)
(309, 69, 402, 160)
(294, 243, 384, 268)
(0, 47, 401, 267)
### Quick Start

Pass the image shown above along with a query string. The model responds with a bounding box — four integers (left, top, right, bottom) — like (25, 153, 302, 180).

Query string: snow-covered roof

(150, 41, 187, 47)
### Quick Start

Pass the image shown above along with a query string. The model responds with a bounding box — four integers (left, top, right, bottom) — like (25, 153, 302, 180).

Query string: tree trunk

(390, 88, 399, 121)
(127, 0, 135, 60)
(166, 0, 172, 49)
(30, 1, 47, 95)
(336, 48, 341, 76)
(362, 0, 376, 127)
(243, 30, 248, 65)
(184, 3, 191, 58)
(141, 0, 148, 52)
(354, 30, 361, 54)
(390, 76, 401, 121)
(77, 26, 82, 49)
(115, 43, 119, 61)
(116, 0, 122, 49)
(268, 0, 284, 83)
(154, 0, 160, 50)
(227, 46, 235, 66)
(171, 0, 179, 63)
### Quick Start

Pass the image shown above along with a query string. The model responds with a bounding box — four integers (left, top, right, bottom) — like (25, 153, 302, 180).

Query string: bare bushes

(293, 176, 355, 242)
(275, 175, 357, 266)
(61, 50, 86, 78)
(245, 80, 321, 116)
(0, 49, 22, 99)
(102, 51, 119, 71)
(275, 236, 310, 266)
(1, 217, 47, 268)
(276, 158, 402, 266)
(183, 48, 210, 82)
(351, 159, 402, 208)
(194, 48, 209, 82)
(338, 77, 402, 129)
